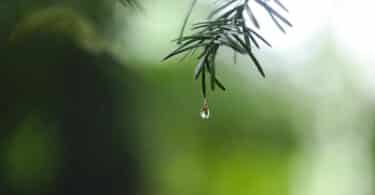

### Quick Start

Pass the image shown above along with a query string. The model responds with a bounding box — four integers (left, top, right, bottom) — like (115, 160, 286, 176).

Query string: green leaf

(201, 64, 207, 98)
(163, 42, 209, 61)
(178, 0, 199, 44)
(232, 34, 265, 78)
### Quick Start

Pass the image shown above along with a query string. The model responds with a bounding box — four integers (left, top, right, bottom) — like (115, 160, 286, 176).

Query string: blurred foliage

(134, 60, 299, 195)
(10, 6, 105, 53)
(3, 116, 59, 193)
(0, 1, 311, 195)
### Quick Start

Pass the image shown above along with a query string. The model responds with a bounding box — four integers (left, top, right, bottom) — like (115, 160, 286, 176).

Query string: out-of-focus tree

(0, 2, 141, 195)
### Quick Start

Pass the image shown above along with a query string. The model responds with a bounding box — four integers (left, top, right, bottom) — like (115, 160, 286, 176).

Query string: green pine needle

(164, 0, 292, 99)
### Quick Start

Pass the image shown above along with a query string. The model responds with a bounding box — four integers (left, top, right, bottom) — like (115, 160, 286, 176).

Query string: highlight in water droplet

(200, 98, 210, 119)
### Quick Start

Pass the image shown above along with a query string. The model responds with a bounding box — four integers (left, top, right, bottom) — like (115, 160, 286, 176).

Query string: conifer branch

(165, 0, 292, 98)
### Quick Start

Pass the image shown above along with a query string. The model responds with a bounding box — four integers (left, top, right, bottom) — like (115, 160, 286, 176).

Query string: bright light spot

(331, 0, 375, 95)
(332, 0, 375, 64)
(250, 0, 332, 52)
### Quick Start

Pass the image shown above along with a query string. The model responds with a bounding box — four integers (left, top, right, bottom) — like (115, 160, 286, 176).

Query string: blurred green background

(1, 0, 374, 195)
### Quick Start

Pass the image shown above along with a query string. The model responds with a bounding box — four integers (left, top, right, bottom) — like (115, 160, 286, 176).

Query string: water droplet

(200, 99, 210, 119)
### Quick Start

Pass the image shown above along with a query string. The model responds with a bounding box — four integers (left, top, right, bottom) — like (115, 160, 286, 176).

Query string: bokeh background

(1, 0, 375, 195)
